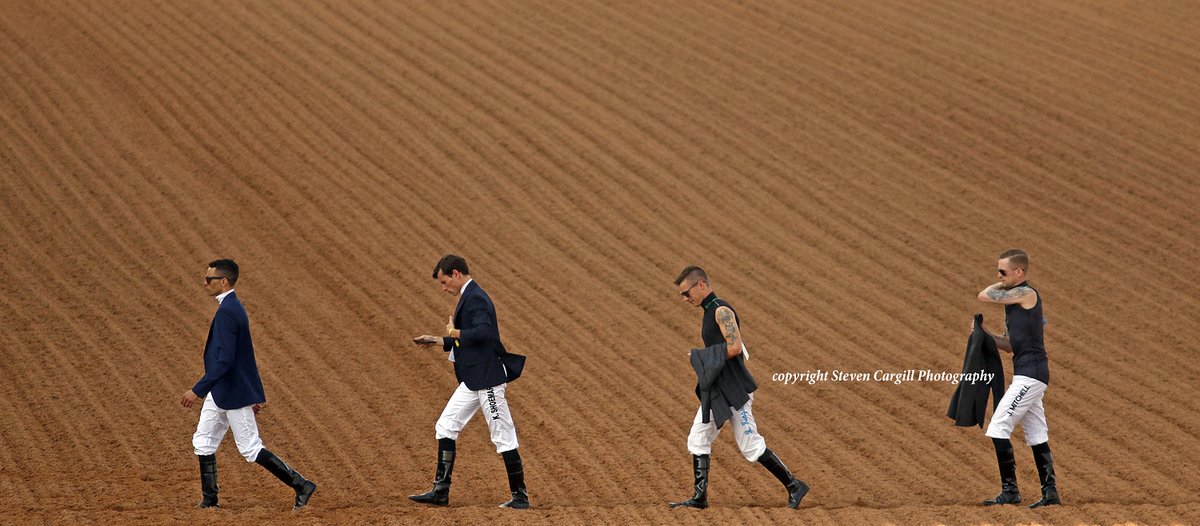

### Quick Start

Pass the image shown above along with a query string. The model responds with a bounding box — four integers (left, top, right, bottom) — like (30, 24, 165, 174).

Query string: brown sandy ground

(1, 1, 1198, 524)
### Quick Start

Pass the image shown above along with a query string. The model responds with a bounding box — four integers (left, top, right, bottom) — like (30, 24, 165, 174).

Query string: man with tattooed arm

(976, 249, 1060, 509)
(668, 266, 809, 510)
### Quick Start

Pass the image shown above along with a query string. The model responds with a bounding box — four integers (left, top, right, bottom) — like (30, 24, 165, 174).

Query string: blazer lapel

(205, 292, 236, 354)
(452, 281, 475, 325)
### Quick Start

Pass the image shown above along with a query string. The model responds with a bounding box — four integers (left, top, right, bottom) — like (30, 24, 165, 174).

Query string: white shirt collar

(216, 289, 235, 304)
(459, 279, 473, 296)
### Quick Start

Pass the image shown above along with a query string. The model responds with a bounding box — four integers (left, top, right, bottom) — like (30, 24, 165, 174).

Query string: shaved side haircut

(674, 265, 709, 286)
(998, 249, 1030, 270)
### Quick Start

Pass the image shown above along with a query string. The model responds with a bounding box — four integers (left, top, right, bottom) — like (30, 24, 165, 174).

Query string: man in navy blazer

(411, 254, 528, 509)
(181, 259, 317, 510)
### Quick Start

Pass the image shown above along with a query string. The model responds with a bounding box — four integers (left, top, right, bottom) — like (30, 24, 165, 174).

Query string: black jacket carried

(947, 314, 1005, 428)
(690, 342, 757, 429)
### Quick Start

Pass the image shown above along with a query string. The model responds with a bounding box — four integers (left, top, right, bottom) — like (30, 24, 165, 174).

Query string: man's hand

(445, 317, 459, 339)
(252, 403, 263, 414)
(181, 389, 200, 408)
(413, 335, 443, 345)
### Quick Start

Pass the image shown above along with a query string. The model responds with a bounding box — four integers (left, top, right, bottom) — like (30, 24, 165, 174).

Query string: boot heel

(498, 448, 529, 509)
(197, 454, 220, 509)
(1028, 442, 1059, 508)
(409, 441, 455, 506)
(669, 454, 709, 509)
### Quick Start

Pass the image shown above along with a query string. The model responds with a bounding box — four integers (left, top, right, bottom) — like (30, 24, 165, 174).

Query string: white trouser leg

(191, 395, 264, 461)
(986, 375, 1049, 443)
(193, 396, 230, 456)
(435, 382, 482, 441)
(1020, 392, 1049, 446)
(687, 406, 720, 456)
(225, 404, 264, 462)
(729, 395, 768, 462)
(479, 383, 519, 453)
(688, 395, 767, 458)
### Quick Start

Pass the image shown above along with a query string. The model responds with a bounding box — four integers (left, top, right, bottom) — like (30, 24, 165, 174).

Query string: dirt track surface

(2, 1, 1199, 524)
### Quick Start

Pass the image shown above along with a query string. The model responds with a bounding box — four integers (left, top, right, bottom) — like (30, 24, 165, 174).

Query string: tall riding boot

(409, 438, 456, 506)
(669, 454, 710, 509)
(197, 454, 219, 509)
(498, 448, 529, 509)
(757, 448, 810, 509)
(255, 448, 318, 509)
(1028, 442, 1061, 508)
(982, 438, 1021, 505)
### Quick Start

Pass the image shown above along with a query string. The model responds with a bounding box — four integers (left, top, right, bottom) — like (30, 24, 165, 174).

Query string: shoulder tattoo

(716, 308, 739, 343)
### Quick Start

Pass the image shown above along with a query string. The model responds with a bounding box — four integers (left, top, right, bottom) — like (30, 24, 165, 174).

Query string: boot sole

(788, 482, 810, 509)
(982, 492, 1022, 506)
(293, 481, 317, 510)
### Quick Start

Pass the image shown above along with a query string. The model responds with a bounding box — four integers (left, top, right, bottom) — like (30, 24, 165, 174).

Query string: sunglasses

(205, 275, 227, 283)
(997, 268, 1022, 277)
(680, 280, 703, 298)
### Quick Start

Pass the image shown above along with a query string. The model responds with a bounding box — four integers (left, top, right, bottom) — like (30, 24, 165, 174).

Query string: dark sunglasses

(205, 275, 227, 283)
(680, 280, 703, 298)
(997, 268, 1022, 277)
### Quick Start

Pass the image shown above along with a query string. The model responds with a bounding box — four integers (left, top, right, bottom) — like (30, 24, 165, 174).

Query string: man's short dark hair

(208, 258, 239, 285)
(999, 249, 1029, 270)
(674, 265, 708, 286)
(433, 254, 470, 279)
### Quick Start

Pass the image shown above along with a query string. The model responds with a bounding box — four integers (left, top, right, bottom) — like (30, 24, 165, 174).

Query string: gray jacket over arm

(689, 342, 758, 428)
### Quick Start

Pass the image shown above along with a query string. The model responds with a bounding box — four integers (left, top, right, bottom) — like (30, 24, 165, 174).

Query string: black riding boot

(409, 438, 456, 506)
(669, 454, 709, 509)
(498, 448, 529, 509)
(758, 448, 810, 509)
(982, 438, 1021, 505)
(197, 454, 219, 508)
(1027, 442, 1061, 508)
(255, 448, 318, 509)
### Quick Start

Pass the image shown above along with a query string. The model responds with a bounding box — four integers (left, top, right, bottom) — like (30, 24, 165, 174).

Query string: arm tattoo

(994, 331, 1012, 351)
(986, 286, 1032, 302)
(717, 309, 739, 346)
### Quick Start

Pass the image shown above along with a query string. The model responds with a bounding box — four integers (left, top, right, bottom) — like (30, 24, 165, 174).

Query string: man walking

(181, 259, 317, 510)
(669, 266, 809, 510)
(412, 254, 528, 509)
(976, 249, 1060, 508)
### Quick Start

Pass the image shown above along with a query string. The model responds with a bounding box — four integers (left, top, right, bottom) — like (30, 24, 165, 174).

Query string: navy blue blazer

(442, 281, 524, 390)
(192, 291, 267, 410)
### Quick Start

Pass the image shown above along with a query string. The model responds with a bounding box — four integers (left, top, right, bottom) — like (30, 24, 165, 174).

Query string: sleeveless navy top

(700, 293, 739, 347)
(696, 292, 756, 400)
(1004, 282, 1050, 384)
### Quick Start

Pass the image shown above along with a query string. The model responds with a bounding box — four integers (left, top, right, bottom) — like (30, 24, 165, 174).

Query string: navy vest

(700, 293, 739, 347)
(696, 292, 756, 400)
(1004, 282, 1050, 384)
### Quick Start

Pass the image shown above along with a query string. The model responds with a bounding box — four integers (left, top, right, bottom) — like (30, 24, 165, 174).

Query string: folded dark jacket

(947, 313, 1005, 427)
(690, 342, 757, 429)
